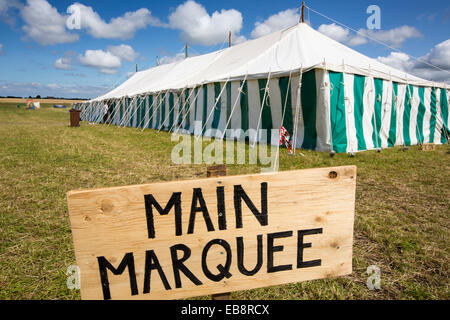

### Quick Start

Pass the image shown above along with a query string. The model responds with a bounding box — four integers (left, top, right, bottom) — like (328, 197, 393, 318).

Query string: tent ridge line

(91, 66, 449, 103)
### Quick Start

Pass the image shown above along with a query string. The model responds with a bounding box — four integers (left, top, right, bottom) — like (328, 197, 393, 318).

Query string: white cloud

(360, 26, 422, 48)
(79, 49, 122, 74)
(21, 0, 78, 45)
(377, 39, 450, 82)
(318, 23, 352, 43)
(0, 0, 22, 14)
(318, 23, 422, 48)
(0, 0, 22, 26)
(251, 8, 300, 39)
(98, 68, 119, 75)
(168, 0, 245, 46)
(107, 44, 139, 62)
(0, 0, 8, 12)
(377, 52, 412, 71)
(68, 3, 165, 40)
(415, 39, 450, 70)
(53, 57, 72, 70)
(159, 53, 186, 65)
(46, 83, 60, 90)
(77, 44, 139, 74)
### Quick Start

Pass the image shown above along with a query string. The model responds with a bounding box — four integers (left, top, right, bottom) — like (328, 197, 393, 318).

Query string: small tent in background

(26, 99, 40, 110)
(53, 105, 67, 109)
(26, 99, 34, 109)
(73, 7, 449, 154)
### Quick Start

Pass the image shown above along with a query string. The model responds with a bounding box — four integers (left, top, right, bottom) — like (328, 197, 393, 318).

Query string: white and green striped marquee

(74, 23, 449, 153)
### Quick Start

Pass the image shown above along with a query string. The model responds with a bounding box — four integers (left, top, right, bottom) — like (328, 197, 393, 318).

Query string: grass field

(0, 102, 448, 300)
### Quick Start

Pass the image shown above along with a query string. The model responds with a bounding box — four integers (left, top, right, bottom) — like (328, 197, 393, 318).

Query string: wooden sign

(67, 166, 356, 300)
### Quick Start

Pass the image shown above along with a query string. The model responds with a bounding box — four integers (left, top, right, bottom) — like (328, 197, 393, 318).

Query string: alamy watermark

(66, 265, 81, 290)
(66, 5, 81, 30)
(366, 265, 381, 290)
(366, 5, 381, 30)
(171, 121, 282, 172)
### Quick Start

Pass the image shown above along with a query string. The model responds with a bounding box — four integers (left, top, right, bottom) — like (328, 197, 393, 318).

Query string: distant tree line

(0, 95, 87, 100)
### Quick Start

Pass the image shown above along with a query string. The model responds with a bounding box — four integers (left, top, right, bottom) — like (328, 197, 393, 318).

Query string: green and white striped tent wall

(74, 23, 449, 153)
(74, 70, 449, 153)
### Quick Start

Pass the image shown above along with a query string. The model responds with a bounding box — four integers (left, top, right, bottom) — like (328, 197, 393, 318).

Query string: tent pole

(301, 2, 305, 23)
(229, 31, 232, 47)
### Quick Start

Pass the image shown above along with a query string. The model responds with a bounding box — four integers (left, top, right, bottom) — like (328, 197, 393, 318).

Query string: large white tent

(74, 22, 449, 153)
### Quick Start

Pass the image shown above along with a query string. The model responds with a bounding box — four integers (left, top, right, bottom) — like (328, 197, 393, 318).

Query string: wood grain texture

(67, 166, 357, 300)
(207, 164, 231, 301)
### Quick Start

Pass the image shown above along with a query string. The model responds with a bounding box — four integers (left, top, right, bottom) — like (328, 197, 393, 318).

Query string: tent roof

(93, 23, 447, 101)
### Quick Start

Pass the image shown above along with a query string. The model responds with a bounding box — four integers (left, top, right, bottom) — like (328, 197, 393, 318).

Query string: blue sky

(0, 0, 449, 98)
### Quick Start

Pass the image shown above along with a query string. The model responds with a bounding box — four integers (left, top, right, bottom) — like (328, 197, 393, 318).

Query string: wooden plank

(67, 166, 356, 300)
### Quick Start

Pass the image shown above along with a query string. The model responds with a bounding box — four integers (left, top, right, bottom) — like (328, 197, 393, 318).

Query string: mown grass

(0, 103, 448, 300)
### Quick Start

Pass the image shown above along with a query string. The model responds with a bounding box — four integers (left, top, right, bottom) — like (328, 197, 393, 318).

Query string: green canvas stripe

(156, 94, 163, 129)
(226, 82, 232, 131)
(147, 95, 153, 129)
(128, 98, 133, 127)
(212, 82, 222, 130)
(403, 85, 413, 146)
(136, 98, 141, 128)
(142, 97, 147, 128)
(329, 72, 347, 153)
(202, 85, 208, 135)
(162, 93, 168, 129)
(240, 80, 249, 133)
(194, 87, 199, 123)
(125, 98, 130, 126)
(110, 101, 116, 124)
(353, 75, 366, 151)
(184, 89, 190, 130)
(258, 79, 273, 144)
(416, 87, 426, 144)
(135, 98, 141, 127)
(168, 92, 175, 129)
(177, 93, 183, 127)
(388, 82, 398, 147)
(162, 93, 167, 129)
(138, 97, 144, 128)
(301, 70, 317, 150)
(372, 78, 383, 149)
(279, 76, 293, 138)
(119, 99, 124, 124)
(429, 88, 437, 143)
(124, 98, 129, 125)
(440, 88, 449, 143)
